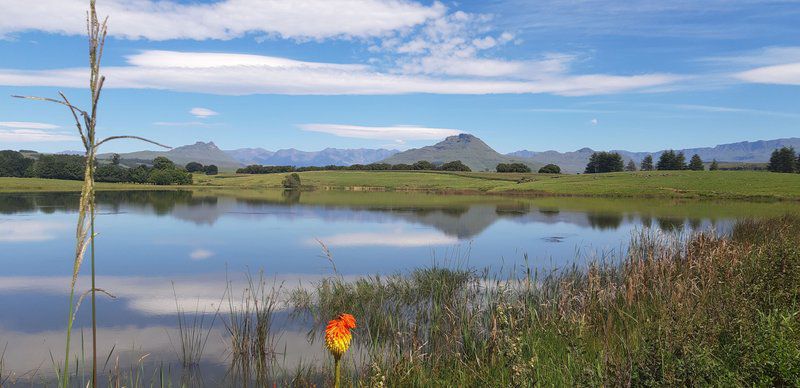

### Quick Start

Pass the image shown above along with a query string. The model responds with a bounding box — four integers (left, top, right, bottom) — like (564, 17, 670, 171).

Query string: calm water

(1, 190, 798, 383)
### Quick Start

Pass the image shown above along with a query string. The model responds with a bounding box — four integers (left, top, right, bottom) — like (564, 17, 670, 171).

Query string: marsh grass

(169, 284, 222, 371)
(289, 216, 800, 386)
(223, 272, 283, 386)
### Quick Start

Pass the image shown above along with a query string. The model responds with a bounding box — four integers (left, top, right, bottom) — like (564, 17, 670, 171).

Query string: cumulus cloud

(189, 107, 218, 118)
(0, 0, 444, 41)
(0, 50, 680, 96)
(298, 124, 461, 140)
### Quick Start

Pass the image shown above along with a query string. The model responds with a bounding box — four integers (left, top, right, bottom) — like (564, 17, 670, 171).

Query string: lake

(1, 190, 798, 384)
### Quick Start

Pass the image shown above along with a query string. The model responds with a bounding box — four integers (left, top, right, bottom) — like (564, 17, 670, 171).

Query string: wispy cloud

(0, 129, 78, 142)
(189, 249, 214, 260)
(298, 124, 462, 140)
(0, 121, 59, 129)
(0, 0, 444, 41)
(189, 107, 219, 118)
(0, 50, 681, 96)
(735, 63, 800, 86)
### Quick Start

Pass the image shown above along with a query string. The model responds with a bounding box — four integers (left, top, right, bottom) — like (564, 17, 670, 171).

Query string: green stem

(90, 166, 97, 388)
(334, 357, 341, 388)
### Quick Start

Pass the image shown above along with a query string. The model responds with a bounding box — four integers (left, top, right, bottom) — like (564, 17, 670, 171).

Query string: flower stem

(334, 357, 341, 388)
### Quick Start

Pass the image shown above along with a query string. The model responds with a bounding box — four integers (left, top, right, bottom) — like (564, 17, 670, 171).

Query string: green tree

(282, 173, 302, 189)
(390, 163, 413, 170)
(625, 159, 637, 172)
(152, 156, 175, 170)
(440, 160, 471, 172)
(688, 154, 704, 171)
(94, 164, 130, 183)
(657, 150, 687, 170)
(185, 161, 204, 172)
(0, 150, 34, 177)
(129, 164, 150, 183)
(147, 168, 192, 185)
(640, 155, 654, 171)
(767, 147, 797, 173)
(412, 160, 435, 170)
(497, 163, 531, 173)
(709, 159, 719, 171)
(204, 164, 218, 175)
(33, 154, 85, 180)
(537, 164, 561, 174)
(110, 153, 120, 166)
(585, 152, 624, 173)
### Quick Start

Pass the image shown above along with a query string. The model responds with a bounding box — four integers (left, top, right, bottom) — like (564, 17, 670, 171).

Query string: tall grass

(12, 2, 169, 387)
(290, 216, 800, 386)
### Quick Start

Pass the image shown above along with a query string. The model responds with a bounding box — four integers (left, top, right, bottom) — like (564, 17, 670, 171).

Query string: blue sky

(0, 0, 798, 154)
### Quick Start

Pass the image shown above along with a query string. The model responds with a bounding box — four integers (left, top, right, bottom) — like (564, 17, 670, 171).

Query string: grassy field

(3, 170, 800, 200)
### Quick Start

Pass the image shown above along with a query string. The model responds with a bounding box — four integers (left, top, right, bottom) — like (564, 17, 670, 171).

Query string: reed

(12, 2, 169, 387)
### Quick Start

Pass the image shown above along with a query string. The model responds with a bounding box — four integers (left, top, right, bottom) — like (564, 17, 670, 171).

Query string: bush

(440, 160, 471, 172)
(204, 164, 218, 175)
(538, 164, 561, 174)
(282, 173, 302, 189)
(185, 161, 204, 172)
(497, 163, 532, 173)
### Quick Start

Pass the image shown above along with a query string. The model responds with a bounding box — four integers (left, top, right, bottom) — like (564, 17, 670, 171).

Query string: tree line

(0, 150, 195, 185)
(584, 151, 713, 173)
(237, 160, 473, 174)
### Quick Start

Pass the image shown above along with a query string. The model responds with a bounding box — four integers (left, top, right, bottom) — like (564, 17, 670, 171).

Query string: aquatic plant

(325, 313, 356, 388)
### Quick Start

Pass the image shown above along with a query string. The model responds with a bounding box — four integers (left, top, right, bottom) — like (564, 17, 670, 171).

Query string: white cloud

(0, 129, 79, 142)
(315, 232, 458, 247)
(189, 248, 214, 260)
(0, 121, 58, 129)
(0, 50, 681, 96)
(0, 0, 445, 41)
(735, 63, 800, 86)
(0, 220, 70, 242)
(189, 107, 218, 118)
(298, 124, 461, 140)
(590, 118, 599, 125)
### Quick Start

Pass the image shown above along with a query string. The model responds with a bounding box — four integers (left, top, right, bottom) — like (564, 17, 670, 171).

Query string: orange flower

(325, 313, 356, 359)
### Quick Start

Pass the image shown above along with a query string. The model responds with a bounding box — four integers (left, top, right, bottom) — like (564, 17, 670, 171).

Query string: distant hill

(509, 138, 800, 173)
(226, 147, 399, 167)
(99, 141, 241, 170)
(381, 134, 539, 172)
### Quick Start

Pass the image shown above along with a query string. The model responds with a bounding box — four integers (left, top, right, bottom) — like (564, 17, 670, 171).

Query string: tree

(129, 164, 150, 183)
(440, 160, 471, 172)
(767, 147, 797, 173)
(688, 154, 704, 171)
(110, 153, 120, 166)
(0, 150, 34, 177)
(33, 154, 86, 180)
(391, 163, 413, 170)
(625, 159, 637, 172)
(152, 156, 175, 170)
(656, 150, 687, 171)
(147, 168, 192, 185)
(94, 164, 130, 183)
(185, 161, 204, 172)
(412, 160, 435, 170)
(640, 155, 654, 171)
(204, 164, 218, 175)
(709, 159, 719, 171)
(584, 152, 624, 173)
(538, 164, 561, 174)
(282, 173, 302, 189)
(497, 162, 531, 173)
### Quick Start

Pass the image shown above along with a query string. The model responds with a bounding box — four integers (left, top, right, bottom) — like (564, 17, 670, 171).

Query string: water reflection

(1, 190, 798, 383)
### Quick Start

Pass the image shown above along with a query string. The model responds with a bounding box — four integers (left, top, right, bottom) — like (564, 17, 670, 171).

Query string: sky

(0, 0, 798, 154)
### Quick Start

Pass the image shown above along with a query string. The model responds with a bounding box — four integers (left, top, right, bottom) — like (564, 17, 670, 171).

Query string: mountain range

(94, 136, 800, 173)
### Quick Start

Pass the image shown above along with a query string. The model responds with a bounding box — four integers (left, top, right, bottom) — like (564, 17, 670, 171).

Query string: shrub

(538, 164, 561, 174)
(440, 160, 471, 172)
(282, 173, 302, 189)
(497, 163, 531, 173)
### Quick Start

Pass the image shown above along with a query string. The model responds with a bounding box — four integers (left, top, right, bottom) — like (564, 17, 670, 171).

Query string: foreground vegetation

(289, 216, 800, 386)
(4, 169, 800, 200)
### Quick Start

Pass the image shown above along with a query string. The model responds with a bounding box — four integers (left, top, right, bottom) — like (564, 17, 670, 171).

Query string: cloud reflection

(314, 230, 458, 247)
(0, 219, 69, 242)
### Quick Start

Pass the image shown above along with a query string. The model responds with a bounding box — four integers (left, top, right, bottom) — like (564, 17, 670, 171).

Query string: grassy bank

(3, 170, 800, 200)
(291, 216, 800, 386)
